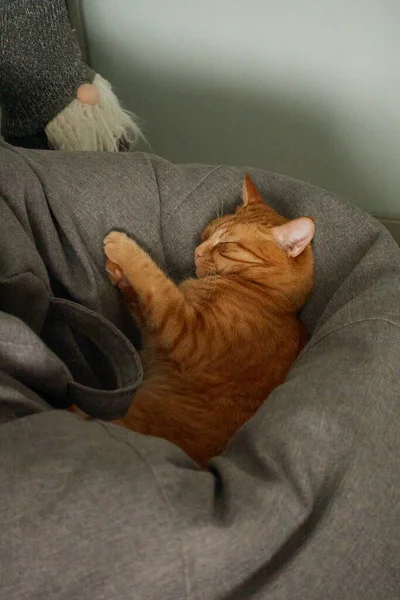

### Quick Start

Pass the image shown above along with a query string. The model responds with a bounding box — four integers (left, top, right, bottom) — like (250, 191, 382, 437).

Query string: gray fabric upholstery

(0, 142, 399, 599)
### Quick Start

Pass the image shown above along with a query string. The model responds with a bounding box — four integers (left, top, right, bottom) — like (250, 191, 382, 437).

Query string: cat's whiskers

(186, 266, 197, 277)
(216, 196, 225, 220)
(202, 271, 219, 307)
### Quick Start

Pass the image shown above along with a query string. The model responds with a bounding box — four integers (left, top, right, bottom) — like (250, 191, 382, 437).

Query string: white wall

(81, 0, 400, 217)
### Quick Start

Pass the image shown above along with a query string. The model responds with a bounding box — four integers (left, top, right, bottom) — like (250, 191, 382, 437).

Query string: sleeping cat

(104, 175, 315, 467)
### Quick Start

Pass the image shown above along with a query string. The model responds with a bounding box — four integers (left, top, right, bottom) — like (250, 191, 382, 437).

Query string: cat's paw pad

(106, 259, 124, 286)
(106, 259, 139, 304)
(106, 261, 132, 294)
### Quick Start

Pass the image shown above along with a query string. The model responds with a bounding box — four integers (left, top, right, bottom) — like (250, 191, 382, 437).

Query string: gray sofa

(0, 142, 399, 599)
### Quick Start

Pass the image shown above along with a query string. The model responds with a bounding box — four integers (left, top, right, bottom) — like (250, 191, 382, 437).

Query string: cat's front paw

(104, 231, 138, 266)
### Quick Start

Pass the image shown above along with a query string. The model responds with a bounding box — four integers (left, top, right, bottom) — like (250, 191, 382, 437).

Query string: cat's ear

(271, 217, 315, 257)
(242, 173, 264, 207)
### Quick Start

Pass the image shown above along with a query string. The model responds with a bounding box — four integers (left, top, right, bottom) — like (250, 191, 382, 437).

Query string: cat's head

(195, 174, 315, 308)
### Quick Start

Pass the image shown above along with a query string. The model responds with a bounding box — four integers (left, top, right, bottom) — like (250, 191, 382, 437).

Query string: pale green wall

(81, 0, 400, 217)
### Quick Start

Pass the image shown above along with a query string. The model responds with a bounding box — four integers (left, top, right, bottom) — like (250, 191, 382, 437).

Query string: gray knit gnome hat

(0, 0, 95, 139)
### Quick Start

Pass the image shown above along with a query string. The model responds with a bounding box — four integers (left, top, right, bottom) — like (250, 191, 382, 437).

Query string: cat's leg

(106, 258, 144, 324)
(104, 232, 191, 346)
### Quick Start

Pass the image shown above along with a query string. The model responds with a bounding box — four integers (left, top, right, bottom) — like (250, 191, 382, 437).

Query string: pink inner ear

(271, 218, 315, 257)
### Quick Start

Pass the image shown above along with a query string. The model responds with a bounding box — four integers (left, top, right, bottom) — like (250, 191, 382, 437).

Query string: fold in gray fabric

(0, 142, 399, 599)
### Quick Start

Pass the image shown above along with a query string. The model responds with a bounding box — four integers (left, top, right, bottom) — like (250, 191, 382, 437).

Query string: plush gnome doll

(0, 0, 141, 151)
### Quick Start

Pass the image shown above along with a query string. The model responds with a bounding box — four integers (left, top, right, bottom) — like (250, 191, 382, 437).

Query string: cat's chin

(196, 265, 217, 279)
(195, 266, 207, 279)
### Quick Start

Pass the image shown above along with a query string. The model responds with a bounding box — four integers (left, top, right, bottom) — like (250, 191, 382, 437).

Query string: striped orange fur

(104, 175, 315, 467)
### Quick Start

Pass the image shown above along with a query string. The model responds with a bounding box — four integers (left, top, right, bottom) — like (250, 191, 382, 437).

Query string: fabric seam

(165, 165, 223, 225)
(302, 317, 400, 359)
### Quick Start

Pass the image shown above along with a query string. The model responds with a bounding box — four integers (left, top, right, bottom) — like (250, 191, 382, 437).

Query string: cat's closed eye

(216, 241, 238, 258)
(217, 241, 237, 250)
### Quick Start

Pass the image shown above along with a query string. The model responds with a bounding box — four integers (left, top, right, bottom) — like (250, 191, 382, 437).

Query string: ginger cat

(104, 175, 315, 467)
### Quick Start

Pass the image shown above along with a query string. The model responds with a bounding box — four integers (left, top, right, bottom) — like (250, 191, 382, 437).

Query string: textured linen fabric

(0, 141, 399, 599)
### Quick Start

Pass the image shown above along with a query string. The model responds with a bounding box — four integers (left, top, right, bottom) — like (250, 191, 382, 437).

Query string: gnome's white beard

(46, 74, 141, 152)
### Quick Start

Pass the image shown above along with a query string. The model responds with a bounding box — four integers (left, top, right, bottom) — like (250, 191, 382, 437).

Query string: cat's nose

(195, 243, 207, 258)
(195, 241, 210, 261)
